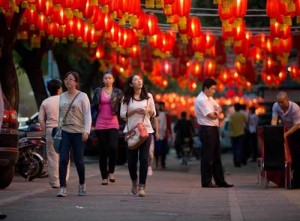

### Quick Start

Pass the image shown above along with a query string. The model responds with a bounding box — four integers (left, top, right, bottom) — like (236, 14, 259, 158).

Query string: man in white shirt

(39, 79, 69, 188)
(194, 78, 233, 188)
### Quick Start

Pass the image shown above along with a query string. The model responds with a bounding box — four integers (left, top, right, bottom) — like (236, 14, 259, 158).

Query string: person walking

(120, 74, 156, 197)
(91, 70, 123, 185)
(38, 79, 70, 188)
(194, 78, 233, 188)
(56, 71, 91, 197)
(271, 91, 300, 189)
(148, 102, 160, 176)
(248, 106, 259, 162)
(174, 111, 194, 162)
(229, 103, 248, 167)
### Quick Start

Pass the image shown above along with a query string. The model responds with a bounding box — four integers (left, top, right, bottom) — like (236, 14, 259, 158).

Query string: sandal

(109, 174, 115, 183)
(101, 179, 108, 185)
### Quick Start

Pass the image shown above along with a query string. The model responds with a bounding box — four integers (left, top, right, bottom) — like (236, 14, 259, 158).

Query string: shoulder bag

(52, 92, 80, 153)
(124, 100, 149, 150)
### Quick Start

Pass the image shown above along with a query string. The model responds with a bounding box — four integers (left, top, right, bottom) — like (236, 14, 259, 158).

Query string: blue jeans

(127, 135, 151, 186)
(59, 130, 85, 187)
(231, 135, 245, 166)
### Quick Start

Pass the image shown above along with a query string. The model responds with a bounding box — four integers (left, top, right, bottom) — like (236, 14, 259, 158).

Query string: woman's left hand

(82, 132, 89, 142)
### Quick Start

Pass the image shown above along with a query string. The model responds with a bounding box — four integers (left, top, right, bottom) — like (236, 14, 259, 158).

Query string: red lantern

(233, 0, 248, 18)
(266, 0, 280, 18)
(203, 59, 216, 77)
(51, 7, 67, 26)
(232, 20, 245, 40)
(187, 16, 202, 37)
(171, 0, 192, 17)
(270, 21, 281, 38)
(143, 13, 159, 36)
(191, 35, 206, 53)
(218, 4, 234, 20)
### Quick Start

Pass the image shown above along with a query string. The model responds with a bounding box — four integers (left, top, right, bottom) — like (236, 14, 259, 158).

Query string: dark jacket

(91, 87, 123, 124)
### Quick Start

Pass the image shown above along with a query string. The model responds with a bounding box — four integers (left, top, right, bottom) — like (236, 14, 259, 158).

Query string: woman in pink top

(91, 70, 123, 185)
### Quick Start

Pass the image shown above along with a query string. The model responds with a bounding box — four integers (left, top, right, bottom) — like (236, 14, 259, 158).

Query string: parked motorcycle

(16, 136, 46, 181)
(16, 113, 47, 181)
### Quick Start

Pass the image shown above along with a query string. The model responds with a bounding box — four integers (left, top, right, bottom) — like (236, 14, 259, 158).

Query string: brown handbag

(125, 122, 149, 150)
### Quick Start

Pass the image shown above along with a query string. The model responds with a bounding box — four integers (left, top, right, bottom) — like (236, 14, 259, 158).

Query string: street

(1, 151, 300, 221)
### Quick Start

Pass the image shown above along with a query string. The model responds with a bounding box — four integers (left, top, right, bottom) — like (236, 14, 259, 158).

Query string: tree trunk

(0, 8, 25, 111)
(15, 40, 51, 108)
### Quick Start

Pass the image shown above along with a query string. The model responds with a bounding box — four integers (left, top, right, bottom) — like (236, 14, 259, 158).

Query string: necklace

(103, 88, 112, 97)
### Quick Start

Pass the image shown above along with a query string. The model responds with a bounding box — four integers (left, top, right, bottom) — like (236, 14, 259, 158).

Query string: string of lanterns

(1, 0, 300, 92)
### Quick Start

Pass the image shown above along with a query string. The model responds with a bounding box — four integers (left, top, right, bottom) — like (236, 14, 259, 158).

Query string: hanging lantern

(51, 6, 67, 26)
(203, 59, 216, 77)
(204, 33, 215, 49)
(280, 25, 291, 39)
(143, 13, 159, 36)
(95, 45, 104, 59)
(233, 0, 248, 18)
(191, 35, 206, 53)
(187, 16, 202, 38)
(218, 3, 234, 20)
(270, 21, 281, 38)
(232, 20, 245, 40)
(36, 14, 47, 32)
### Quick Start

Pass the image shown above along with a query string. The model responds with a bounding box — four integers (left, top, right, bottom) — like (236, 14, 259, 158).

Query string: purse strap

(59, 92, 81, 127)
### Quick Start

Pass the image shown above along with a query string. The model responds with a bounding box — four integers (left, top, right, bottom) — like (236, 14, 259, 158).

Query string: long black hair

(123, 74, 149, 105)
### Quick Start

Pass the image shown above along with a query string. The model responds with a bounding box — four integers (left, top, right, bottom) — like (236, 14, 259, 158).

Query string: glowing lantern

(143, 13, 159, 36)
(51, 7, 67, 26)
(270, 21, 281, 38)
(232, 20, 245, 40)
(187, 16, 202, 37)
(94, 12, 113, 32)
(266, 0, 281, 18)
(204, 33, 215, 49)
(23, 9, 38, 26)
(218, 4, 234, 20)
(95, 45, 104, 59)
(203, 59, 216, 77)
(233, 0, 248, 18)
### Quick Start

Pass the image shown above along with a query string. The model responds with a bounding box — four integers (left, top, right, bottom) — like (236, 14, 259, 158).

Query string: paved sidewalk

(1, 151, 300, 221)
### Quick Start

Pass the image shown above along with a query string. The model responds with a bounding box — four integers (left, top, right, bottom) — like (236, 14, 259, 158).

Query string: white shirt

(38, 95, 60, 129)
(248, 113, 258, 133)
(158, 111, 167, 140)
(120, 93, 156, 134)
(194, 91, 219, 127)
(59, 92, 92, 134)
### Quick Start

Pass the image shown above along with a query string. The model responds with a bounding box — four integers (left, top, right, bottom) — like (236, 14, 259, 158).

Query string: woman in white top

(56, 71, 91, 197)
(120, 74, 156, 197)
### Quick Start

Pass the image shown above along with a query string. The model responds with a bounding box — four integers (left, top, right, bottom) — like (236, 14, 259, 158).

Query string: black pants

(127, 135, 151, 186)
(199, 126, 225, 186)
(95, 129, 119, 179)
(288, 129, 300, 187)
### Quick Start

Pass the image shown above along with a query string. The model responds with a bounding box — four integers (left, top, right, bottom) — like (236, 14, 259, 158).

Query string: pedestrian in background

(38, 79, 70, 188)
(155, 102, 172, 169)
(148, 102, 160, 176)
(194, 78, 233, 188)
(271, 91, 300, 189)
(229, 103, 248, 167)
(174, 111, 194, 162)
(120, 74, 156, 197)
(91, 70, 123, 185)
(57, 71, 91, 197)
(248, 106, 259, 162)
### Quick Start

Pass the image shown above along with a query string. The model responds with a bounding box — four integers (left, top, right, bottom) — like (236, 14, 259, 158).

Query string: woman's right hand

(135, 108, 146, 115)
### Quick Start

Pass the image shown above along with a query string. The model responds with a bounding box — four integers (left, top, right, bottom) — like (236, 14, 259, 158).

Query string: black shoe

(202, 183, 216, 188)
(217, 182, 234, 188)
(0, 214, 7, 220)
